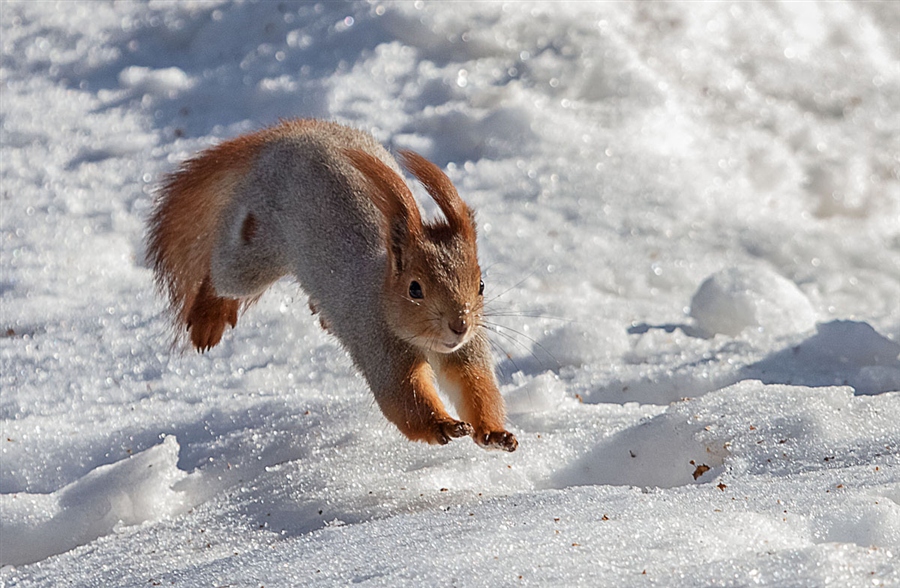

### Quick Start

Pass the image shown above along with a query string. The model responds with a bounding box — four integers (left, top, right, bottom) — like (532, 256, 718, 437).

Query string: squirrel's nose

(448, 316, 468, 336)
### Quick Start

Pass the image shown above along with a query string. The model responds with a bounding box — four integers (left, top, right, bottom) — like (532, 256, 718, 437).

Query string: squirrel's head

(345, 148, 484, 354)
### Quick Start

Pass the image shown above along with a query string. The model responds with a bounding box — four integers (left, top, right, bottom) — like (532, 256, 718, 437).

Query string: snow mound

(505, 372, 570, 415)
(537, 320, 631, 369)
(746, 320, 900, 394)
(552, 381, 899, 491)
(690, 266, 818, 337)
(0, 436, 192, 566)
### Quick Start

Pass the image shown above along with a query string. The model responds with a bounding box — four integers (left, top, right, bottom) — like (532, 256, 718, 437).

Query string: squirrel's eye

(409, 281, 424, 299)
(478, 279, 484, 296)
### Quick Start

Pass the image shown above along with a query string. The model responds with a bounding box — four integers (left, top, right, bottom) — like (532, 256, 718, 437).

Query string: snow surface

(1, 1, 899, 586)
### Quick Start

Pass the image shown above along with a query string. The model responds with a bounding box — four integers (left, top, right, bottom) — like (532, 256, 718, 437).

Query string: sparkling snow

(1, 1, 898, 586)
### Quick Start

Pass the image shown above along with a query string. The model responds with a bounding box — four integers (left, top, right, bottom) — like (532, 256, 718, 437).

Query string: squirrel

(147, 119, 517, 452)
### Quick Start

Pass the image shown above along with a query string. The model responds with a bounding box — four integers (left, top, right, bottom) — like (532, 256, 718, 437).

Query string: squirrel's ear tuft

(343, 149, 422, 273)
(398, 150, 476, 241)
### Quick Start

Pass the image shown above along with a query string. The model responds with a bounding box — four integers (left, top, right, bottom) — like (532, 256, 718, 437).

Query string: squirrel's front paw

(434, 419, 474, 444)
(474, 430, 518, 452)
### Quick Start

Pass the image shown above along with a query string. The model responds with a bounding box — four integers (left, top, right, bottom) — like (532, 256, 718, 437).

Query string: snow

(1, 1, 898, 586)
(689, 266, 818, 337)
(1, 436, 190, 566)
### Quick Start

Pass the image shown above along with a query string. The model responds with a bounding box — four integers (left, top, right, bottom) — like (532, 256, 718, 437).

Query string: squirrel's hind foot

(187, 275, 240, 352)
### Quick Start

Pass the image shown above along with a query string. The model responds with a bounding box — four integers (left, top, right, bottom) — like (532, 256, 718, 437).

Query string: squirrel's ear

(343, 149, 422, 273)
(398, 150, 476, 242)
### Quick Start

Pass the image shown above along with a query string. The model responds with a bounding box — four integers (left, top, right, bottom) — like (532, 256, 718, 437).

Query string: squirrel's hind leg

(188, 209, 289, 351)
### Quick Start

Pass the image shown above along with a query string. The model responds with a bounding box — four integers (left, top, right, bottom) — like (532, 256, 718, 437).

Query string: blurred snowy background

(1, 1, 898, 586)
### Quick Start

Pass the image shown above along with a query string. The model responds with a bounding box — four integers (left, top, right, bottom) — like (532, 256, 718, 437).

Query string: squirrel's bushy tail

(146, 132, 268, 351)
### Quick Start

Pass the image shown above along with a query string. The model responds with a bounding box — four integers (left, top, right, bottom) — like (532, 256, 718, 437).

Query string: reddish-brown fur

(440, 353, 516, 450)
(397, 150, 476, 243)
(379, 361, 474, 444)
(186, 275, 239, 351)
(342, 149, 421, 227)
